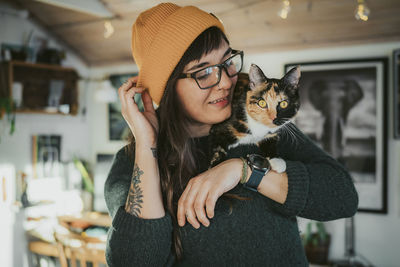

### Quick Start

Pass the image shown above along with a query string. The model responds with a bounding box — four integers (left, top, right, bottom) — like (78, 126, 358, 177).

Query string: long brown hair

(128, 26, 230, 261)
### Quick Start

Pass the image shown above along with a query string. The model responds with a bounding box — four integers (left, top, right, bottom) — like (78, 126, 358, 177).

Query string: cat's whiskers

(279, 122, 302, 148)
(287, 123, 307, 142)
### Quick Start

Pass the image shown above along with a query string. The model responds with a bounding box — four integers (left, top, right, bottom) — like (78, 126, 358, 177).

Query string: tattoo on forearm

(151, 147, 157, 158)
(125, 164, 144, 216)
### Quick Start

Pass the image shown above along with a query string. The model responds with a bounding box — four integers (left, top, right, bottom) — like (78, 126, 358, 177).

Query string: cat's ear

(249, 64, 268, 90)
(283, 66, 301, 87)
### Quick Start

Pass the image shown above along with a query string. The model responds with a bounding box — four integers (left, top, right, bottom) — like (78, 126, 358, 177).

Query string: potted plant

(73, 157, 94, 211)
(302, 221, 331, 265)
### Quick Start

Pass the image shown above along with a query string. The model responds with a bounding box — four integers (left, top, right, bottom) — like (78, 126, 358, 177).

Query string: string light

(104, 20, 114, 39)
(355, 0, 370, 21)
(278, 0, 291, 19)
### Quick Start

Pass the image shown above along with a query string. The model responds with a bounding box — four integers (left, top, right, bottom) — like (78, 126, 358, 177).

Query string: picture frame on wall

(108, 73, 140, 141)
(32, 134, 62, 179)
(285, 58, 388, 213)
(393, 49, 400, 139)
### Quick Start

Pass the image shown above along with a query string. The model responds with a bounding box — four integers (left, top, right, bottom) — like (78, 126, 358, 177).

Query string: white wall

(0, 4, 91, 267)
(243, 42, 400, 267)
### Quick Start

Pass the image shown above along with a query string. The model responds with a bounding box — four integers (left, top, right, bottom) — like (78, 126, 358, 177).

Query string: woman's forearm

(125, 143, 165, 219)
(257, 171, 288, 204)
(242, 161, 288, 204)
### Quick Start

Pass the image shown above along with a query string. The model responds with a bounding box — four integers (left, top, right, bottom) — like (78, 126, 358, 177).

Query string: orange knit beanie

(131, 3, 225, 105)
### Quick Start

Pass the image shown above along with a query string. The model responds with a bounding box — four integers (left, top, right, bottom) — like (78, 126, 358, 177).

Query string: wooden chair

(53, 231, 107, 267)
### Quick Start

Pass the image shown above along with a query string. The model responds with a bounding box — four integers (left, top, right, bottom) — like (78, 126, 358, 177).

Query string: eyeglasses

(179, 50, 244, 89)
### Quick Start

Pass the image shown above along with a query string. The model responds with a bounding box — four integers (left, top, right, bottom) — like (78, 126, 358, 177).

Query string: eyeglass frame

(178, 49, 244, 90)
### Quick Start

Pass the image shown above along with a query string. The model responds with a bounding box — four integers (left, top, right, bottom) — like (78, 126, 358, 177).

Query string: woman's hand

(177, 158, 242, 229)
(119, 76, 158, 146)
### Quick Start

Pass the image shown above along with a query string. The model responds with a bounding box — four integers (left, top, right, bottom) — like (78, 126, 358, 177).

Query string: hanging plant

(0, 97, 16, 141)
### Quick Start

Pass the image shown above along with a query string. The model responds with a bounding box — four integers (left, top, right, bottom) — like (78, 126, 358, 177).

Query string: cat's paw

(269, 158, 286, 173)
(210, 147, 227, 167)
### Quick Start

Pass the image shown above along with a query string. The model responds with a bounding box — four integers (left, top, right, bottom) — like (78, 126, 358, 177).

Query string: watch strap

(243, 168, 266, 192)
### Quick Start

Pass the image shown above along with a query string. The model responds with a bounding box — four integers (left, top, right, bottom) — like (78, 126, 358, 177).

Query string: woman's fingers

(205, 189, 219, 219)
(121, 88, 143, 112)
(142, 90, 156, 114)
(177, 178, 213, 229)
(177, 183, 191, 226)
(127, 76, 139, 84)
(118, 78, 136, 97)
(194, 189, 210, 227)
(181, 180, 201, 229)
(185, 208, 200, 229)
(178, 180, 201, 229)
(118, 82, 145, 115)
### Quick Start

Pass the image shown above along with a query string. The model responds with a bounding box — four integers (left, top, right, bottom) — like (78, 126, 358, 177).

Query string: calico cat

(209, 64, 301, 172)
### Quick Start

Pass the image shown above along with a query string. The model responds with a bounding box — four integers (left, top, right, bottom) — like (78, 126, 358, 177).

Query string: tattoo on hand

(151, 147, 157, 158)
(125, 164, 144, 216)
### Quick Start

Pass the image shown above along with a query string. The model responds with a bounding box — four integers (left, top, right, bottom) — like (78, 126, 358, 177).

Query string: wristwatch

(244, 154, 271, 192)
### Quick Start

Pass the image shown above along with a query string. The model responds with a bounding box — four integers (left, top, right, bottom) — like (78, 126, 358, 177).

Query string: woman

(105, 3, 358, 266)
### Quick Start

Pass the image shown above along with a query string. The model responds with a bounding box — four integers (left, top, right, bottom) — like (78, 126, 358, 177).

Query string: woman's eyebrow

(221, 47, 232, 59)
(187, 62, 208, 72)
(186, 47, 232, 72)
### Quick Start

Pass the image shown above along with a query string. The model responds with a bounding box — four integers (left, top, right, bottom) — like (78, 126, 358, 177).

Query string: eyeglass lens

(194, 53, 242, 89)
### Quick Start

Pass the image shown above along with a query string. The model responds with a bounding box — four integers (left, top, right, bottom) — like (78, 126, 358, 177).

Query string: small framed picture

(285, 58, 388, 213)
(32, 134, 62, 179)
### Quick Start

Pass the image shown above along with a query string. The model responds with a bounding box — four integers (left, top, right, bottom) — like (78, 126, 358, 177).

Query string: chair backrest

(53, 231, 106, 267)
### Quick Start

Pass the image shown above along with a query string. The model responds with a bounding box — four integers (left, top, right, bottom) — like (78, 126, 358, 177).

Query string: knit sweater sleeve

(265, 123, 359, 221)
(104, 146, 174, 266)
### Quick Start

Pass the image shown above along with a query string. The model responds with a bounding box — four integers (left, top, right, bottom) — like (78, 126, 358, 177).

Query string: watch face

(248, 154, 270, 171)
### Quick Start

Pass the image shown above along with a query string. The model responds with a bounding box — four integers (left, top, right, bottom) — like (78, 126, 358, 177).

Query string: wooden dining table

(28, 211, 111, 266)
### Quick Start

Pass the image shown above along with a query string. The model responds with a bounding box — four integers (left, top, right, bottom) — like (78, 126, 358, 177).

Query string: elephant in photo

(308, 79, 364, 159)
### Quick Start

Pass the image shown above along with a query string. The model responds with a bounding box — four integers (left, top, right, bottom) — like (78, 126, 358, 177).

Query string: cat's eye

(280, 100, 288, 109)
(257, 99, 267, 108)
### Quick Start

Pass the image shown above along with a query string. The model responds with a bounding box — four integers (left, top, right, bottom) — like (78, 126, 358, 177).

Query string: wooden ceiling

(11, 0, 400, 66)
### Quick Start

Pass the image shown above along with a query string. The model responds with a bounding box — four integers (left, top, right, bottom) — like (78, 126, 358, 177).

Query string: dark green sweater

(104, 124, 358, 266)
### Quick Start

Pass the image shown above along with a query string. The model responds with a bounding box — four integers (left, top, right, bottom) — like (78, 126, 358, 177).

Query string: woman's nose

(217, 68, 233, 90)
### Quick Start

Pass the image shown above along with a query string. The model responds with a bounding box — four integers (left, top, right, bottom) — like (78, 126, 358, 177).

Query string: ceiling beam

(33, 0, 113, 18)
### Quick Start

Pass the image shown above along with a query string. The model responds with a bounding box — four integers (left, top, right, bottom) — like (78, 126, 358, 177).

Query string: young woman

(105, 3, 358, 266)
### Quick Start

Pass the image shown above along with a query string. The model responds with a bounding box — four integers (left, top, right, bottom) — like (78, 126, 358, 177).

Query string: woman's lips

(209, 96, 229, 107)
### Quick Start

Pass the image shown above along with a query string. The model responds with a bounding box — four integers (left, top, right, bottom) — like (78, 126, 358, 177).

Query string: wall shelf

(0, 61, 79, 115)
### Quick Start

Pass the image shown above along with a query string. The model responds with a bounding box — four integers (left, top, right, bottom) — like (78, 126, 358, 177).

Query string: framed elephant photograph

(285, 58, 388, 213)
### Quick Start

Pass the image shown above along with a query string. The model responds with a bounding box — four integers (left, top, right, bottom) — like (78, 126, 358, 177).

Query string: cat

(209, 64, 301, 173)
